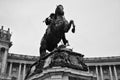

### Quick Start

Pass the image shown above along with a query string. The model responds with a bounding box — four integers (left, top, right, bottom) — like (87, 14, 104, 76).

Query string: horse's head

(55, 5, 64, 17)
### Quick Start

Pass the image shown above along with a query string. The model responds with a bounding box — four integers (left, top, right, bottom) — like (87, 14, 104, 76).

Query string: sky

(0, 0, 120, 57)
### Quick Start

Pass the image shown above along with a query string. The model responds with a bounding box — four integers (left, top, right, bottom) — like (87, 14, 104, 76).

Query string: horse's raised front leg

(64, 20, 75, 33)
(71, 20, 75, 33)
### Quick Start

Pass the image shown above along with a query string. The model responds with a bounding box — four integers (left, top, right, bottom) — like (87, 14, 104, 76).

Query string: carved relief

(48, 49, 88, 71)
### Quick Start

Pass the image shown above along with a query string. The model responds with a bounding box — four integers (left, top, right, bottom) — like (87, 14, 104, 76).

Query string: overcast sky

(0, 0, 120, 57)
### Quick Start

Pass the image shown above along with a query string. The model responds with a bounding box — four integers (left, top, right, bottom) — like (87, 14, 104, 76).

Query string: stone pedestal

(25, 46, 96, 80)
(27, 67, 96, 80)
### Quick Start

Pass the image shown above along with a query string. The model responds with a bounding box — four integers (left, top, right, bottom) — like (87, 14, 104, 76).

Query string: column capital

(99, 65, 103, 67)
(19, 63, 22, 65)
(9, 61, 13, 64)
(95, 65, 99, 67)
(4, 48, 9, 51)
(23, 63, 27, 65)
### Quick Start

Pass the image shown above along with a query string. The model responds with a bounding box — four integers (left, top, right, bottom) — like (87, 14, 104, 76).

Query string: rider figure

(44, 9, 69, 46)
(44, 13, 55, 26)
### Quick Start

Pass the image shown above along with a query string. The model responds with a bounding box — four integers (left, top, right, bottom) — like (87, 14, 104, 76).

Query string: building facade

(0, 27, 120, 80)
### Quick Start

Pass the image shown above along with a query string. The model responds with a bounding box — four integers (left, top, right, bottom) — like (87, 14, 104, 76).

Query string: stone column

(9, 62, 13, 77)
(109, 65, 113, 80)
(100, 66, 104, 80)
(113, 65, 118, 80)
(95, 66, 99, 80)
(23, 64, 26, 80)
(1, 48, 8, 74)
(18, 63, 22, 80)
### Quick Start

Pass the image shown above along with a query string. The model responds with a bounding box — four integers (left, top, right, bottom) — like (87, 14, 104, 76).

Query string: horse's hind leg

(40, 45, 47, 59)
(62, 34, 68, 45)
(40, 38, 47, 59)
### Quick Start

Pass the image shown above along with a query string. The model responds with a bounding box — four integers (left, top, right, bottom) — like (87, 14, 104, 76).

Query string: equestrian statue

(25, 5, 76, 79)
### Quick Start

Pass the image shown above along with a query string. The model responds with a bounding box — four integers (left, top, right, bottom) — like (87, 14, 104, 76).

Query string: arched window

(11, 76, 17, 80)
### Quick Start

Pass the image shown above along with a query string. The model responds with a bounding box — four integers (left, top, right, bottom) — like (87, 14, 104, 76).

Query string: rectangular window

(69, 76, 82, 80)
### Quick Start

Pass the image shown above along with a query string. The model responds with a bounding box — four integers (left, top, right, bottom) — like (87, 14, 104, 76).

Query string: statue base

(25, 45, 96, 80)
(27, 67, 96, 80)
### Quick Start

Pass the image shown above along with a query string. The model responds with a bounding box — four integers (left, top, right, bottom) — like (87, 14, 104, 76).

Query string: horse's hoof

(72, 28, 75, 33)
(66, 43, 70, 46)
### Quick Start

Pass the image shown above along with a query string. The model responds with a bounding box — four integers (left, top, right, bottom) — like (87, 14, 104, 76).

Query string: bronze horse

(40, 5, 75, 59)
